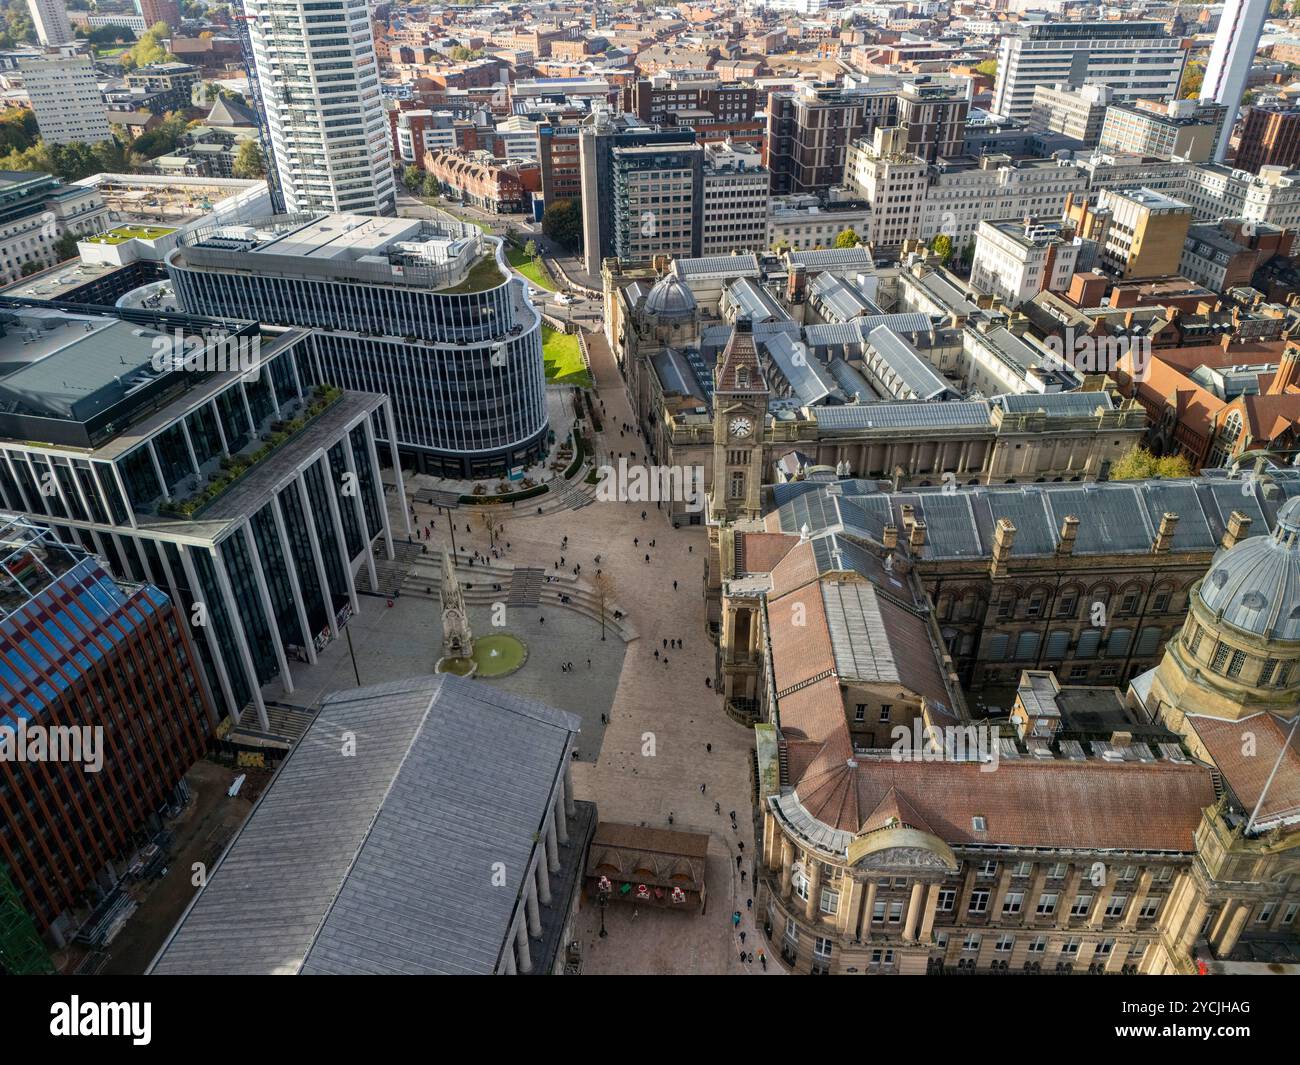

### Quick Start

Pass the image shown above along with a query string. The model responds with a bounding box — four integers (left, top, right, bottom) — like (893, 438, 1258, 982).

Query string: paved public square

(259, 328, 774, 974)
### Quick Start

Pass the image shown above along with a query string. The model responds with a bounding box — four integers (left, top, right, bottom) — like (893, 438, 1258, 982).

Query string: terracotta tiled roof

(734, 531, 799, 575)
(859, 786, 935, 835)
(768, 581, 834, 696)
(1189, 713, 1300, 829)
(840, 757, 1215, 851)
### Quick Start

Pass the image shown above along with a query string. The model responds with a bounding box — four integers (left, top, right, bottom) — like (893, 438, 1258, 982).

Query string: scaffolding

(0, 862, 54, 975)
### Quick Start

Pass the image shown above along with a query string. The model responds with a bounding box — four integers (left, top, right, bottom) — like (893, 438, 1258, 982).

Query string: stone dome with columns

(1197, 496, 1300, 642)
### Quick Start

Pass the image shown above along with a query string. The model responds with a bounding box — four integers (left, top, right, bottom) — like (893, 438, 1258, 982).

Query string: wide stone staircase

(402, 554, 637, 642)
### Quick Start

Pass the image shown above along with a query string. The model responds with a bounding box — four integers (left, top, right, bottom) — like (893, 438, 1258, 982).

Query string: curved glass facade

(166, 236, 548, 477)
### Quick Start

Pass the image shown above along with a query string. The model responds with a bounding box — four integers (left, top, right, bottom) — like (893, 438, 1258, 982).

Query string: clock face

(729, 416, 753, 439)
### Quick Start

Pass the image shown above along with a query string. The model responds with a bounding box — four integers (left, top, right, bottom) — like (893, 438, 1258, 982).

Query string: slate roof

(149, 675, 579, 976)
(766, 475, 1300, 562)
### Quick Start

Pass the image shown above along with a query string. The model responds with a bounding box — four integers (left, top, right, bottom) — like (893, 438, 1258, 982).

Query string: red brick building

(0, 520, 213, 947)
(422, 150, 540, 213)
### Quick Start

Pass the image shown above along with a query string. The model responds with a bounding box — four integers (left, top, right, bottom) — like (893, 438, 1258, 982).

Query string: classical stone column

(525, 876, 542, 936)
(919, 883, 941, 943)
(1059, 865, 1082, 929)
(1176, 894, 1210, 957)
(535, 856, 553, 906)
(563, 759, 576, 817)
(837, 877, 859, 937)
(780, 838, 795, 900)
(553, 790, 569, 846)
(515, 921, 533, 972)
(805, 855, 822, 923)
(1215, 901, 1251, 958)
(991, 867, 1014, 919)
(1124, 870, 1154, 931)
(1090, 880, 1114, 929)
(863, 879, 878, 938)
(544, 817, 560, 874)
(903, 880, 925, 941)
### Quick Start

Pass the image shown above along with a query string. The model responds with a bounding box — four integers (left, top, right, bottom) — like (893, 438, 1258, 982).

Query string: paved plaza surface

(260, 335, 775, 973)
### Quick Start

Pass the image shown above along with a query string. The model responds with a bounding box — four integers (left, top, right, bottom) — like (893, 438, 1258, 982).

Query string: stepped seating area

(404, 554, 637, 642)
(356, 539, 423, 596)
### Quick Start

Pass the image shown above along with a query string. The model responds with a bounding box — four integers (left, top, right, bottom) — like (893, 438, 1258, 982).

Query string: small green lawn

(435, 254, 504, 294)
(85, 225, 177, 245)
(506, 246, 556, 291)
(542, 325, 590, 387)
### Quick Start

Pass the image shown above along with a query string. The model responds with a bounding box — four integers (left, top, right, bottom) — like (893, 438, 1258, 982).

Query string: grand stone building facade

(736, 485, 1300, 975)
(604, 256, 1146, 524)
(710, 472, 1299, 703)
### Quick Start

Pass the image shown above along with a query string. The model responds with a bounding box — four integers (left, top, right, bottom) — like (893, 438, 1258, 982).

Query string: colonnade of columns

(506, 761, 574, 974)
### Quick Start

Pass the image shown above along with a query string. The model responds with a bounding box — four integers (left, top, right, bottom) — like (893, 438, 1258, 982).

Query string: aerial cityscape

(0, 0, 1297, 1002)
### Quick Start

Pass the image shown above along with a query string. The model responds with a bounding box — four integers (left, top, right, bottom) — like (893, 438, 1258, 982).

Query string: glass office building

(0, 303, 409, 728)
(166, 213, 549, 477)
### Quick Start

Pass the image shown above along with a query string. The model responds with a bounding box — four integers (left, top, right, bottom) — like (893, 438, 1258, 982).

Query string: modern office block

(166, 213, 547, 478)
(0, 303, 408, 728)
(992, 22, 1186, 122)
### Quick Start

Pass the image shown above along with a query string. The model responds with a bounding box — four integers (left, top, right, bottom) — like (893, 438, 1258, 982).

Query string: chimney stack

(991, 518, 1016, 577)
(1222, 510, 1253, 549)
(882, 524, 899, 549)
(1152, 511, 1179, 553)
(1058, 514, 1080, 555)
(909, 521, 927, 550)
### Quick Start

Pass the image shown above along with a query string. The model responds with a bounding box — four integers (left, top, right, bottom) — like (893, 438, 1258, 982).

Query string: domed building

(639, 273, 700, 346)
(1130, 495, 1300, 972)
(1142, 495, 1300, 730)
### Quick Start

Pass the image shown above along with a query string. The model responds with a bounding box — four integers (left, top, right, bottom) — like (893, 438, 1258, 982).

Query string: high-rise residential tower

(26, 0, 74, 47)
(243, 0, 395, 216)
(1200, 0, 1272, 163)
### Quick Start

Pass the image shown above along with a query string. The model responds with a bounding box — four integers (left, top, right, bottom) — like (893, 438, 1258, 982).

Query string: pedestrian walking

(673, 580, 678, 590)
(740, 931, 746, 944)
(654, 649, 660, 660)
(714, 801, 721, 814)
(641, 510, 646, 520)
(706, 743, 712, 753)
(740, 870, 746, 883)
(759, 952, 766, 971)
(732, 912, 741, 928)
(700, 783, 707, 794)
(663, 639, 667, 650)
(747, 898, 753, 910)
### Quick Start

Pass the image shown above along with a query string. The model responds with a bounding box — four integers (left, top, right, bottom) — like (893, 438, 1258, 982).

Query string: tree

(592, 571, 614, 642)
(54, 231, 80, 261)
(834, 227, 860, 248)
(232, 140, 265, 178)
(1180, 61, 1205, 100)
(20, 260, 41, 277)
(932, 233, 953, 263)
(524, 239, 538, 261)
(1110, 445, 1194, 481)
(541, 198, 582, 252)
(402, 165, 423, 191)
(421, 173, 440, 200)
(121, 23, 179, 71)
(974, 59, 997, 78)
(0, 106, 38, 153)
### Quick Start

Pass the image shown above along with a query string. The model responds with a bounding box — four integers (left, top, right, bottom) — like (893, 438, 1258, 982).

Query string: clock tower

(710, 318, 769, 524)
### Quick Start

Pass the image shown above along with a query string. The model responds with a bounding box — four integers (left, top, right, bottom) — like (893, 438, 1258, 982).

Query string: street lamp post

(597, 875, 612, 938)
